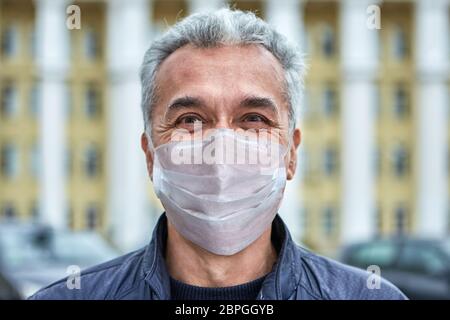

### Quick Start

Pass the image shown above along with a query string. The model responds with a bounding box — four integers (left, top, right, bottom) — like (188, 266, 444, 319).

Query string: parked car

(0, 270, 21, 300)
(340, 237, 450, 299)
(0, 222, 120, 299)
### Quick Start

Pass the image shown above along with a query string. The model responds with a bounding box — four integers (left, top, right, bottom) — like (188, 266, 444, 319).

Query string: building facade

(0, 0, 449, 255)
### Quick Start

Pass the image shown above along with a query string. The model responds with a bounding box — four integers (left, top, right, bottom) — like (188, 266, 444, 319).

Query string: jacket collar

(143, 213, 301, 300)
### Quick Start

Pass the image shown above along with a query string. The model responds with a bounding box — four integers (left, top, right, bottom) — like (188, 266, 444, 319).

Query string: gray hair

(140, 7, 306, 137)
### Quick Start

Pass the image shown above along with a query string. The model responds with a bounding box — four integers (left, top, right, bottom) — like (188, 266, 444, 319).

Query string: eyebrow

(167, 96, 204, 111)
(239, 95, 278, 113)
(166, 94, 279, 113)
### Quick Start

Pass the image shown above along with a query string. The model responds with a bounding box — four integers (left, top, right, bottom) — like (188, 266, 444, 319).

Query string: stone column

(340, 0, 379, 243)
(415, 0, 449, 237)
(35, 0, 69, 229)
(107, 0, 152, 251)
(265, 0, 305, 242)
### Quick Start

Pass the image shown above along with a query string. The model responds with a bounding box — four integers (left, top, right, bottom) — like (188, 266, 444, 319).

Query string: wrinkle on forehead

(153, 44, 288, 108)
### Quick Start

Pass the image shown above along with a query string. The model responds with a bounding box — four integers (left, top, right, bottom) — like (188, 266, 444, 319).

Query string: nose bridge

(210, 97, 234, 130)
(215, 115, 231, 130)
(207, 79, 240, 130)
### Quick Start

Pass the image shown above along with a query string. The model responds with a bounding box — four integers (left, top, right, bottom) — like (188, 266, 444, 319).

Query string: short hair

(140, 7, 306, 135)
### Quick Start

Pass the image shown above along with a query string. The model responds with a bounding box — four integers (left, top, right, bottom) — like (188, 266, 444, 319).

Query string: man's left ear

(141, 133, 154, 179)
(287, 128, 301, 180)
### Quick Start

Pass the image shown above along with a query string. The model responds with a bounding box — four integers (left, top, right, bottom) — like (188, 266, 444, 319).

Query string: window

(30, 202, 39, 220)
(374, 206, 382, 236)
(374, 147, 381, 176)
(323, 146, 338, 176)
(67, 205, 75, 230)
(303, 89, 319, 121)
(65, 148, 72, 177)
(373, 86, 381, 118)
(348, 242, 397, 269)
(66, 88, 72, 119)
(84, 30, 100, 60)
(29, 28, 36, 58)
(398, 245, 447, 276)
(322, 85, 338, 118)
(322, 206, 335, 237)
(84, 84, 101, 119)
(30, 143, 40, 178)
(1, 83, 18, 119)
(29, 83, 40, 118)
(86, 204, 100, 230)
(1, 144, 18, 178)
(393, 85, 409, 119)
(392, 145, 409, 177)
(1, 26, 18, 58)
(1, 203, 17, 221)
(394, 205, 408, 235)
(392, 26, 408, 60)
(321, 25, 335, 58)
(84, 144, 101, 178)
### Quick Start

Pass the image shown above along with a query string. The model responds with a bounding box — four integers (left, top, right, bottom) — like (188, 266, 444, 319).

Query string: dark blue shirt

(170, 275, 266, 300)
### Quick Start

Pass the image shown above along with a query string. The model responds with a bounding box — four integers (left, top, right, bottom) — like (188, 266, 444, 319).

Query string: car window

(442, 239, 450, 257)
(50, 232, 118, 267)
(348, 242, 397, 269)
(0, 229, 50, 270)
(398, 245, 447, 276)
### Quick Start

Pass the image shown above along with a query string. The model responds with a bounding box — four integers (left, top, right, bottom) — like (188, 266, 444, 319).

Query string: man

(30, 8, 406, 300)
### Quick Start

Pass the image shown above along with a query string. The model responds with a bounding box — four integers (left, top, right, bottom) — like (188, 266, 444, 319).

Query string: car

(339, 237, 450, 300)
(0, 270, 21, 300)
(0, 222, 120, 299)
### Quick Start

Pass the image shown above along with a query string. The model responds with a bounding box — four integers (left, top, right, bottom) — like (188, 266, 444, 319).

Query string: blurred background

(1, 0, 450, 299)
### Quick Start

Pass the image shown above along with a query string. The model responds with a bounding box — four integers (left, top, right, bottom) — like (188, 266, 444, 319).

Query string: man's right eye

(175, 114, 205, 129)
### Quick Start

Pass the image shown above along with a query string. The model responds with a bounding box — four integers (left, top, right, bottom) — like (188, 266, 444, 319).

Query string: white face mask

(151, 129, 287, 256)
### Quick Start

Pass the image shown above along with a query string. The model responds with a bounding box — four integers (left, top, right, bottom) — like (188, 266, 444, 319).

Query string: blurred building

(0, 0, 449, 255)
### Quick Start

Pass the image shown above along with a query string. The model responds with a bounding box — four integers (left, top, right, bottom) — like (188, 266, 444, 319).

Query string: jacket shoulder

(28, 247, 148, 300)
(295, 246, 407, 300)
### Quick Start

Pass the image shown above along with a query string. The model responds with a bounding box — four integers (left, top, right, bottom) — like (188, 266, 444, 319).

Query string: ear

(141, 132, 154, 179)
(287, 128, 301, 180)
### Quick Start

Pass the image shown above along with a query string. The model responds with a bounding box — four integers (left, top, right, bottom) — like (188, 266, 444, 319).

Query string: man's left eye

(244, 114, 266, 122)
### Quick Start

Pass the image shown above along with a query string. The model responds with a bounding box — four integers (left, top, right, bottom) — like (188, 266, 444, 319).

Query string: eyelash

(242, 113, 271, 124)
(174, 113, 276, 127)
(175, 113, 205, 125)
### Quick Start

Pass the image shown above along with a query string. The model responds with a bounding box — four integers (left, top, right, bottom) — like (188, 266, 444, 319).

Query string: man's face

(141, 44, 301, 180)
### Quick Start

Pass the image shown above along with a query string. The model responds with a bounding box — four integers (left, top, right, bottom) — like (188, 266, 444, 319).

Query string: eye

(175, 114, 205, 130)
(243, 114, 267, 123)
(239, 113, 278, 130)
(178, 115, 203, 124)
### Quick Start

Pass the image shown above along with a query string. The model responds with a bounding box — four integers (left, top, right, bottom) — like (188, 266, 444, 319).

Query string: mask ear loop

(146, 130, 155, 152)
(280, 130, 294, 159)
(279, 130, 295, 174)
(146, 131, 157, 178)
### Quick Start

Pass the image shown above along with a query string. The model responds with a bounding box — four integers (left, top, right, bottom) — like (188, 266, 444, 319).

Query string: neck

(165, 220, 277, 288)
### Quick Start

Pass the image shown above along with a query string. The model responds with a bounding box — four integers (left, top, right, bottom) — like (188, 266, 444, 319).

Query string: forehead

(154, 44, 286, 101)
